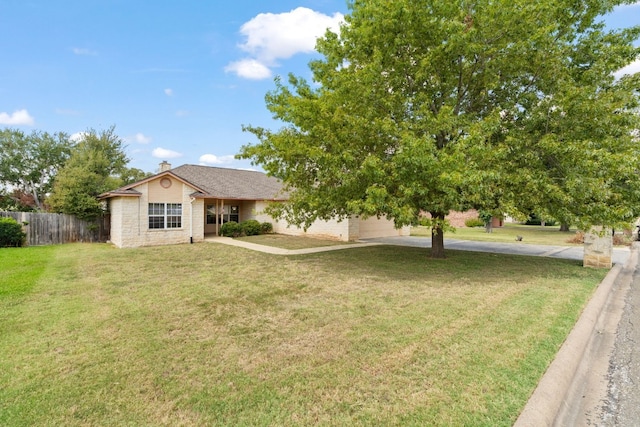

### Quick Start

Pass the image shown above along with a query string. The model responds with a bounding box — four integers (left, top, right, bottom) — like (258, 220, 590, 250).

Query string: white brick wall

(358, 216, 410, 239)
(252, 201, 408, 241)
(110, 186, 409, 248)
(109, 178, 203, 248)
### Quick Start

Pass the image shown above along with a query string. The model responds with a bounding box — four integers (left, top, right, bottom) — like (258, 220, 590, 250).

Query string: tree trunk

(560, 223, 570, 232)
(430, 211, 446, 259)
(485, 220, 493, 233)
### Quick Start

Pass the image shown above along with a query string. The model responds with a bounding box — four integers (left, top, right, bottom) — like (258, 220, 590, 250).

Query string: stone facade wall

(358, 216, 410, 239)
(583, 227, 613, 268)
(111, 191, 411, 248)
(423, 210, 504, 228)
(253, 201, 352, 241)
(446, 210, 480, 227)
(109, 177, 202, 248)
(252, 201, 408, 241)
(108, 197, 124, 247)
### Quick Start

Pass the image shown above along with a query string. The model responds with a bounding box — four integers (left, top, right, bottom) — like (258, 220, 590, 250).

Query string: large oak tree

(240, 0, 640, 258)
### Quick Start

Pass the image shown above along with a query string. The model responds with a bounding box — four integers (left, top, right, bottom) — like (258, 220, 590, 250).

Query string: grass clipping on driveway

(0, 243, 606, 426)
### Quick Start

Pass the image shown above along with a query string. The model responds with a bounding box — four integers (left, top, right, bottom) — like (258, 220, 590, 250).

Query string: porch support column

(215, 199, 220, 236)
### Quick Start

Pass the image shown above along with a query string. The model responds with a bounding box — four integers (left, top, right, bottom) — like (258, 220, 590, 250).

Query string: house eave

(97, 190, 142, 200)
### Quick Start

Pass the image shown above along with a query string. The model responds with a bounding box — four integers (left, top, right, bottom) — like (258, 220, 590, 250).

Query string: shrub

(613, 233, 631, 246)
(567, 231, 630, 246)
(566, 231, 584, 244)
(417, 217, 430, 227)
(220, 221, 243, 237)
(464, 217, 485, 228)
(525, 214, 557, 226)
(0, 217, 26, 247)
(260, 222, 273, 234)
(241, 219, 262, 236)
(478, 210, 493, 225)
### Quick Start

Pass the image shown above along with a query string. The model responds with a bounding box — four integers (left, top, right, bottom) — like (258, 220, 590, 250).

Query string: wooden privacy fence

(0, 212, 110, 246)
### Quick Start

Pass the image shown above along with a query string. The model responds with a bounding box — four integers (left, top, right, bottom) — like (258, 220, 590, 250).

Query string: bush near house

(220, 220, 274, 238)
(0, 217, 26, 247)
(220, 221, 243, 237)
(464, 217, 485, 228)
(241, 219, 261, 236)
(260, 221, 273, 234)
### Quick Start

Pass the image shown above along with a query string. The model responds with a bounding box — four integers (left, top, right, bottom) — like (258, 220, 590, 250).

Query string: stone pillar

(583, 227, 612, 268)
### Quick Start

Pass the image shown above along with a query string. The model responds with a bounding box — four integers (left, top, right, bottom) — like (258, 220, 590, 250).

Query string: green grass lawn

(0, 242, 606, 426)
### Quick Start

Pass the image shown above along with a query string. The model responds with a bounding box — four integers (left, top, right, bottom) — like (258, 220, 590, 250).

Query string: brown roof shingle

(100, 164, 287, 201)
(169, 165, 288, 200)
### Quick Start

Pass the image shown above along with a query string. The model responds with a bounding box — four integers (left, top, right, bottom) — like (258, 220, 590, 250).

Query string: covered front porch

(202, 198, 258, 236)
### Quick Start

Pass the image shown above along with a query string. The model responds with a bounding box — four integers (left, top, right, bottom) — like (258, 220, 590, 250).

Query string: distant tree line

(0, 126, 150, 220)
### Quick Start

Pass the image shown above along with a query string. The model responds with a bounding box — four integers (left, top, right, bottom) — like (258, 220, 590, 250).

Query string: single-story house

(99, 162, 409, 248)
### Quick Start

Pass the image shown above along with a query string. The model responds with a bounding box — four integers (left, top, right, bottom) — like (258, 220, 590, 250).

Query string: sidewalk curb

(514, 245, 638, 426)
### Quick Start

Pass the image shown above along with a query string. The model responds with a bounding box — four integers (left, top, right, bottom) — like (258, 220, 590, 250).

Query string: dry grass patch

(235, 233, 348, 249)
(0, 242, 606, 426)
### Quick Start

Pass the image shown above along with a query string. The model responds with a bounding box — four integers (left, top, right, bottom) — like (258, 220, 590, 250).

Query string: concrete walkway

(204, 236, 383, 255)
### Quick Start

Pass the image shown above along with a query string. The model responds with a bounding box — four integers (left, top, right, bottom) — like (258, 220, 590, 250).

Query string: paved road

(599, 257, 640, 426)
(363, 236, 631, 265)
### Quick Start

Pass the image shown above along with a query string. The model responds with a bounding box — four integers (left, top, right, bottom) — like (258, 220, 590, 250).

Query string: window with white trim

(148, 203, 182, 229)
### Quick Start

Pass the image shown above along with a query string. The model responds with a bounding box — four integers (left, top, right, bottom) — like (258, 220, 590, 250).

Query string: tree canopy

(240, 0, 640, 258)
(0, 128, 72, 211)
(48, 127, 130, 220)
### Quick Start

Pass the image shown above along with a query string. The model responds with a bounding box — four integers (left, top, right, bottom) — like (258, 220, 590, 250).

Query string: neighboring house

(99, 162, 409, 248)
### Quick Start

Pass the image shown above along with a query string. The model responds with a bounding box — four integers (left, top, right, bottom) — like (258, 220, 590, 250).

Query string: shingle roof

(99, 164, 287, 201)
(170, 164, 287, 200)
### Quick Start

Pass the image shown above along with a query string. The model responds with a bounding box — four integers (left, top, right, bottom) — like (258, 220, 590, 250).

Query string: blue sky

(1, 1, 638, 174)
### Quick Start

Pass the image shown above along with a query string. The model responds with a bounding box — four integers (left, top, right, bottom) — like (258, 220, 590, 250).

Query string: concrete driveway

(362, 236, 631, 265)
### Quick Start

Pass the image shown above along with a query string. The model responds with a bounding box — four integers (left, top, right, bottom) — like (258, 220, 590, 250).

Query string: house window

(206, 205, 239, 224)
(206, 205, 217, 224)
(149, 203, 182, 229)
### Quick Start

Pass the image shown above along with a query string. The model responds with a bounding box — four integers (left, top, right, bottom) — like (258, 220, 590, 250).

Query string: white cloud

(70, 132, 87, 142)
(0, 109, 35, 126)
(130, 132, 152, 144)
(225, 59, 272, 80)
(614, 59, 640, 79)
(175, 110, 190, 117)
(72, 47, 97, 56)
(618, 1, 640, 8)
(164, 88, 173, 96)
(199, 154, 235, 165)
(226, 7, 344, 79)
(152, 147, 183, 159)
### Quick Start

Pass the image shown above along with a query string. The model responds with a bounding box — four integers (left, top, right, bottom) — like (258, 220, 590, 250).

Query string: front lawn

(0, 243, 606, 426)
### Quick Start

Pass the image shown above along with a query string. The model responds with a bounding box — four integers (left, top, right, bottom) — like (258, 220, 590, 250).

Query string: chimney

(159, 161, 171, 172)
